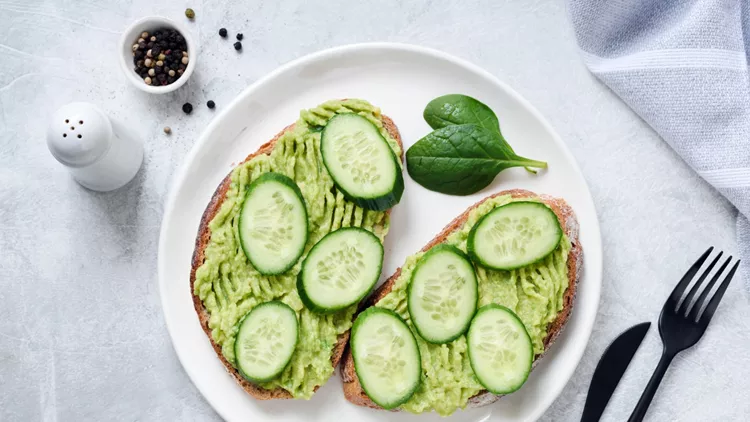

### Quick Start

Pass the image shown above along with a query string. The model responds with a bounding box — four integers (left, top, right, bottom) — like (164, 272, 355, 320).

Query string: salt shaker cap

(47, 102, 112, 167)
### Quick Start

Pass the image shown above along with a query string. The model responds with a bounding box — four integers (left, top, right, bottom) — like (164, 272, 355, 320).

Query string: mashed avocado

(376, 195, 571, 416)
(193, 99, 401, 399)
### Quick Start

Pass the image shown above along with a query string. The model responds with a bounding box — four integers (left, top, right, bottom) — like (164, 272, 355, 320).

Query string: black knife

(580, 322, 651, 422)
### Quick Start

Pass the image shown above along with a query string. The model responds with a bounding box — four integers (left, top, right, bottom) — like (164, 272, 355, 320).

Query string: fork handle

(628, 350, 675, 422)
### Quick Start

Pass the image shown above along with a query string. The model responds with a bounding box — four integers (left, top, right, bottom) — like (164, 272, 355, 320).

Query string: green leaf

(423, 94, 500, 132)
(406, 124, 547, 195)
(423, 94, 537, 174)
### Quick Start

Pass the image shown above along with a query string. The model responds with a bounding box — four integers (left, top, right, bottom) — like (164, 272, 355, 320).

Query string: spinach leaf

(406, 124, 547, 195)
(423, 94, 500, 132)
(423, 94, 537, 174)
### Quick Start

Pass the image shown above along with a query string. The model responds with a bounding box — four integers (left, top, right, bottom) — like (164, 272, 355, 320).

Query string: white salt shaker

(46, 102, 143, 191)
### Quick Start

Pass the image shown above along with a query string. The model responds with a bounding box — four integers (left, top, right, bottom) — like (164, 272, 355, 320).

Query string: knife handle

(627, 350, 675, 422)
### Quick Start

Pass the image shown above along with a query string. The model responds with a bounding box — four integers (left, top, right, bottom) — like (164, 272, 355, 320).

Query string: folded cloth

(568, 0, 750, 290)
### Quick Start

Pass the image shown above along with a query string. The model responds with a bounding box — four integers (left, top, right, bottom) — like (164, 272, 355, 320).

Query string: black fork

(628, 247, 740, 422)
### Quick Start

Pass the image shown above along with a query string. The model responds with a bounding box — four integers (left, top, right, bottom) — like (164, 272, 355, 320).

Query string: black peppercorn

(207, 100, 215, 109)
(219, 28, 227, 37)
(236, 33, 243, 41)
(182, 103, 193, 114)
(234, 41, 242, 51)
(131, 28, 190, 87)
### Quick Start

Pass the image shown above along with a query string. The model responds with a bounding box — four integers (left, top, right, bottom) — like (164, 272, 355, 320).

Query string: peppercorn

(219, 28, 227, 37)
(185, 8, 195, 19)
(181, 57, 189, 65)
(156, 60, 164, 67)
(144, 76, 152, 85)
(236, 33, 244, 41)
(141, 31, 149, 39)
(182, 103, 193, 114)
(168, 69, 176, 77)
(164, 126, 172, 134)
(150, 36, 156, 42)
(234, 41, 242, 51)
(148, 68, 155, 77)
(144, 58, 153, 67)
(207, 100, 215, 109)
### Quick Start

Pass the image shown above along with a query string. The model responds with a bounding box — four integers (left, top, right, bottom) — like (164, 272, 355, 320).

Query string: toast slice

(190, 114, 403, 400)
(341, 189, 583, 410)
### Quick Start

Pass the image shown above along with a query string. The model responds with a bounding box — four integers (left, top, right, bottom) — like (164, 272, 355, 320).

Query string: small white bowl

(119, 16, 197, 94)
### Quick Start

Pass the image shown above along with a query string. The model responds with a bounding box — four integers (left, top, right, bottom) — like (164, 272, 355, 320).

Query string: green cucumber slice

(467, 201, 562, 270)
(321, 113, 404, 211)
(238, 172, 308, 275)
(351, 308, 421, 409)
(467, 304, 533, 394)
(407, 245, 478, 344)
(297, 227, 383, 313)
(234, 301, 299, 383)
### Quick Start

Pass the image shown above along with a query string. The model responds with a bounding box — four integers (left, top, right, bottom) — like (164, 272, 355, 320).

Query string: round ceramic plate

(159, 43, 602, 422)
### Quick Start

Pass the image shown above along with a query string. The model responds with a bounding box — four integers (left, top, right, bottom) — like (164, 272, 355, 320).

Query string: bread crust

(189, 115, 403, 400)
(340, 189, 583, 410)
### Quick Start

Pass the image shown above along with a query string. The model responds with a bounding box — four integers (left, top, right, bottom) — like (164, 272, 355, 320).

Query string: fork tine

(698, 259, 740, 325)
(687, 255, 730, 320)
(679, 251, 723, 315)
(667, 247, 713, 310)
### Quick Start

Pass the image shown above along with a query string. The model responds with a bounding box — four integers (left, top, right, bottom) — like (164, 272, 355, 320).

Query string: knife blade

(580, 322, 651, 422)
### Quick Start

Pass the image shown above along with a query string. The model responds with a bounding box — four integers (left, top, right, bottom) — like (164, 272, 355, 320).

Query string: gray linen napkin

(568, 0, 750, 290)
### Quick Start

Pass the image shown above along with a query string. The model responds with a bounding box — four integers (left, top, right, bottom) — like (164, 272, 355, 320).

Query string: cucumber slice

(238, 172, 308, 275)
(234, 301, 299, 383)
(321, 113, 404, 211)
(407, 245, 478, 344)
(351, 308, 421, 409)
(297, 227, 383, 313)
(467, 304, 533, 394)
(467, 201, 562, 270)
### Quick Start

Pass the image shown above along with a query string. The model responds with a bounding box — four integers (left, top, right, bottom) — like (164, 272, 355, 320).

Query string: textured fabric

(569, 0, 750, 290)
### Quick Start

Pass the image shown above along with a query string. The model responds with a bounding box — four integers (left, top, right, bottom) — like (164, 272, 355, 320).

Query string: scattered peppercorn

(234, 41, 242, 51)
(219, 28, 228, 37)
(207, 100, 215, 109)
(185, 8, 195, 19)
(236, 33, 243, 41)
(132, 28, 189, 86)
(182, 102, 193, 114)
(164, 126, 172, 134)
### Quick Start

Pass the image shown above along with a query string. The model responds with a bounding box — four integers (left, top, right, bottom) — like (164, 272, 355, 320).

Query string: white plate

(159, 43, 602, 422)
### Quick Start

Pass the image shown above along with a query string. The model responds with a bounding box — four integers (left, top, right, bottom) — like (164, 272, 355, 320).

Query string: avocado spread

(193, 99, 401, 399)
(376, 195, 571, 416)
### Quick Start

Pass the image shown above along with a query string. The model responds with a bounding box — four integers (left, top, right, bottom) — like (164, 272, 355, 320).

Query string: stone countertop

(2, 0, 748, 421)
